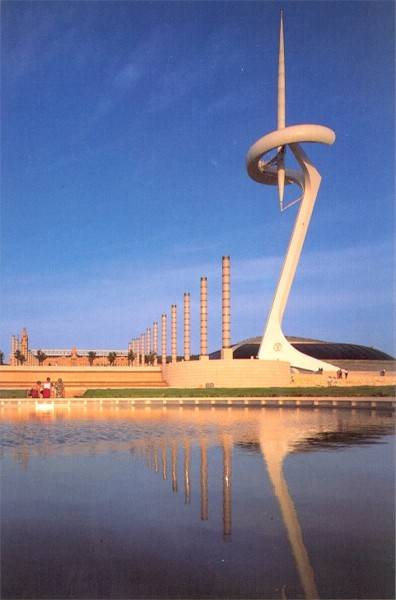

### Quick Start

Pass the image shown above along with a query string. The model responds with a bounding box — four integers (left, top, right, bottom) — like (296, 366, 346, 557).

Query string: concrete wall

(327, 360, 396, 373)
(163, 358, 291, 388)
(0, 366, 165, 393)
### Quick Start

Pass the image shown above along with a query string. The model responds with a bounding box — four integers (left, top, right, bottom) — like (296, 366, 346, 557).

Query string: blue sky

(1, 1, 394, 357)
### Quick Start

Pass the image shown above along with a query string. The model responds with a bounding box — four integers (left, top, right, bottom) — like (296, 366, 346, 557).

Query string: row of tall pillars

(138, 256, 231, 365)
(183, 292, 191, 361)
(171, 305, 177, 363)
(200, 277, 208, 359)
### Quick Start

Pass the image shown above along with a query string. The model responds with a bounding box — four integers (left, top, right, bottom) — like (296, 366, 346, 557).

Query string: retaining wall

(163, 358, 291, 388)
(0, 366, 165, 393)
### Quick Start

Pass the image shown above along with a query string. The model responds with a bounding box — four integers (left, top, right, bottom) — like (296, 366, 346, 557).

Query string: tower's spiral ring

(246, 123, 336, 189)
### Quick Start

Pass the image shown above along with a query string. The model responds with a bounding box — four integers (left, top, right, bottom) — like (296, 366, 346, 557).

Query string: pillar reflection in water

(183, 440, 191, 504)
(153, 446, 159, 473)
(222, 434, 232, 539)
(200, 439, 208, 520)
(161, 444, 167, 480)
(259, 422, 319, 600)
(171, 442, 178, 492)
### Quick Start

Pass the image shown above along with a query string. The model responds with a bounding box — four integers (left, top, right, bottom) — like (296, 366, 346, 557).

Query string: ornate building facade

(9, 329, 131, 367)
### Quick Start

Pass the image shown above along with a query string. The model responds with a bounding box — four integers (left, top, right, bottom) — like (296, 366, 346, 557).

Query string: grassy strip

(83, 386, 395, 398)
(0, 389, 28, 398)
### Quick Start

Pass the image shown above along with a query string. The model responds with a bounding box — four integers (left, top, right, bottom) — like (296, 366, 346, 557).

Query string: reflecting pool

(1, 404, 394, 599)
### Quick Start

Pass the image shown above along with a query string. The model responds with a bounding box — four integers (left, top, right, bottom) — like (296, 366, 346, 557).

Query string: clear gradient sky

(1, 1, 394, 357)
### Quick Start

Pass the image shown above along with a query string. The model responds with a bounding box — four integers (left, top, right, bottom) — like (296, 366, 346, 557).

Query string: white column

(171, 305, 177, 363)
(183, 292, 191, 361)
(161, 314, 167, 367)
(200, 277, 208, 359)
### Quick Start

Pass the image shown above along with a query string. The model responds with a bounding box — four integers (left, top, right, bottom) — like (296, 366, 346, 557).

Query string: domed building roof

(210, 336, 394, 361)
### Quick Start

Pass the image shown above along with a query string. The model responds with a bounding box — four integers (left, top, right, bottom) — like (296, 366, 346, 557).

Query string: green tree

(0, 350, 4, 365)
(145, 352, 156, 366)
(127, 350, 136, 366)
(14, 349, 22, 365)
(107, 352, 117, 366)
(88, 351, 97, 366)
(19, 353, 26, 365)
(36, 349, 48, 365)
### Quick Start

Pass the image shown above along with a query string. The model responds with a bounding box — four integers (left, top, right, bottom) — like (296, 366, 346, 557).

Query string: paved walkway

(1, 397, 394, 410)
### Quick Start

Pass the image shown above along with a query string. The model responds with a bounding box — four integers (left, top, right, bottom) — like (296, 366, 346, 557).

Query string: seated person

(30, 381, 42, 398)
(42, 377, 52, 399)
(54, 378, 65, 398)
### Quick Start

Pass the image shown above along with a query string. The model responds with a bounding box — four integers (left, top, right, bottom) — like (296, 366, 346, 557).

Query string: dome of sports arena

(210, 337, 395, 371)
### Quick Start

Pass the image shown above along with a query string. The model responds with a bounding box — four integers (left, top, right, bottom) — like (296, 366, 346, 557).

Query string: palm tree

(14, 349, 22, 365)
(0, 350, 4, 365)
(36, 349, 48, 365)
(19, 353, 26, 365)
(107, 352, 117, 366)
(127, 350, 136, 366)
(88, 351, 97, 366)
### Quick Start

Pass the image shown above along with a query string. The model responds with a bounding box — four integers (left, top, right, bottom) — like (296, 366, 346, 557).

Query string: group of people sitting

(28, 377, 65, 399)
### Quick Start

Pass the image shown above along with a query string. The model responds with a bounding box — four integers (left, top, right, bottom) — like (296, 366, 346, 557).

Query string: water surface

(1, 404, 394, 599)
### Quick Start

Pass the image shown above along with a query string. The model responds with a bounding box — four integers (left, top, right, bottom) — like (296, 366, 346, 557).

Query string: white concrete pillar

(183, 292, 191, 361)
(171, 304, 177, 363)
(146, 327, 151, 356)
(140, 333, 145, 365)
(153, 321, 158, 364)
(161, 314, 167, 367)
(200, 277, 208, 359)
(221, 256, 232, 359)
(133, 338, 139, 366)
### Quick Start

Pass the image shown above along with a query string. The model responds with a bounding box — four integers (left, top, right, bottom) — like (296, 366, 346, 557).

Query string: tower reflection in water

(3, 404, 393, 600)
(135, 425, 318, 597)
(131, 411, 392, 600)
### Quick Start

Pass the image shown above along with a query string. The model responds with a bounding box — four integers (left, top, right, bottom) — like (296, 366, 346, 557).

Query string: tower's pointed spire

(277, 9, 286, 208)
(277, 9, 286, 129)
